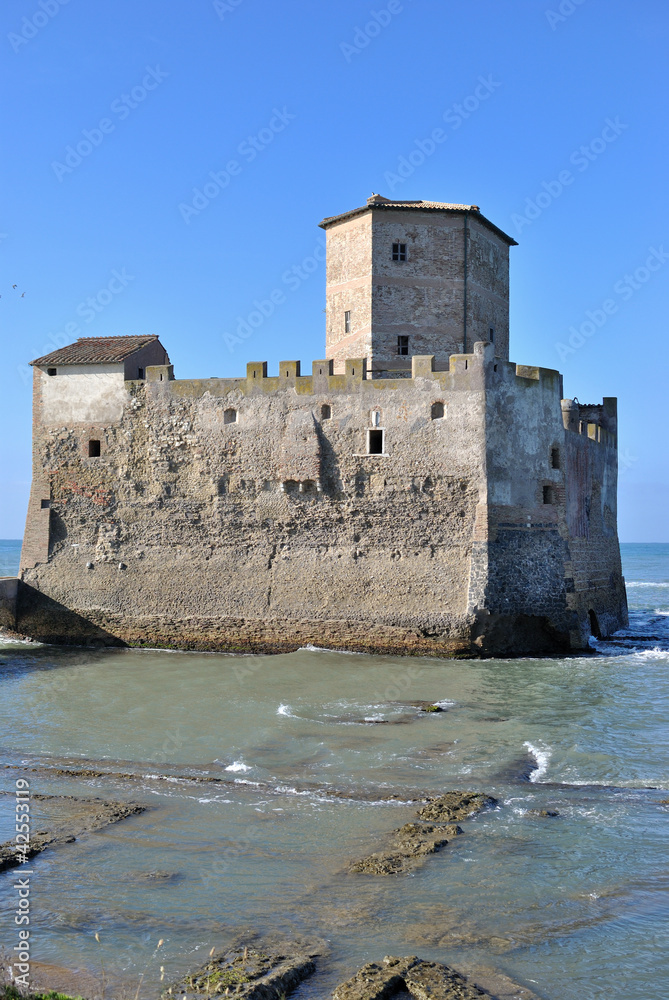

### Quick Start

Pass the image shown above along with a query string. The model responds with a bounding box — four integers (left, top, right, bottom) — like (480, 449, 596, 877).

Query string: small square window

(47, 368, 57, 376)
(88, 440, 101, 457)
(40, 499, 51, 509)
(392, 242, 407, 261)
(224, 408, 237, 424)
(368, 429, 384, 454)
(344, 310, 351, 334)
(397, 336, 409, 356)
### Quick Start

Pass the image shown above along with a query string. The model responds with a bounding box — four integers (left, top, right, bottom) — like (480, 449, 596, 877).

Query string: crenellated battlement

(561, 397, 617, 447)
(140, 343, 564, 401)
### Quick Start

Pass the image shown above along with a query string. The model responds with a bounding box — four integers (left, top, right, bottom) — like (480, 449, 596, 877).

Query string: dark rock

(350, 791, 494, 875)
(170, 941, 321, 999)
(332, 955, 492, 1000)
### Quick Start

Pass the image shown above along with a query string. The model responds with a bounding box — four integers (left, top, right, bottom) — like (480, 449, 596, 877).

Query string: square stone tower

(319, 195, 517, 375)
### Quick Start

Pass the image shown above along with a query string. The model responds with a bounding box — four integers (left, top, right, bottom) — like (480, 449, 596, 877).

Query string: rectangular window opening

(40, 499, 51, 509)
(47, 368, 57, 377)
(137, 367, 144, 380)
(543, 485, 555, 505)
(397, 335, 409, 356)
(88, 440, 101, 458)
(392, 242, 407, 261)
(489, 327, 495, 343)
(344, 310, 351, 334)
(368, 429, 384, 454)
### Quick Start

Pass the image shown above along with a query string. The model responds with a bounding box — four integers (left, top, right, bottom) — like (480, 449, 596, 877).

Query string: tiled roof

(319, 195, 518, 245)
(31, 335, 160, 366)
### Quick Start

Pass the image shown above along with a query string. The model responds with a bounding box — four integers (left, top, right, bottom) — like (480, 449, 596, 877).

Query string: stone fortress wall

(17, 341, 627, 655)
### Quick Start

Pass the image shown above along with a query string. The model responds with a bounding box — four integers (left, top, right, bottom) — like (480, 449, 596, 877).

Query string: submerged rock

(332, 955, 492, 1000)
(350, 792, 496, 875)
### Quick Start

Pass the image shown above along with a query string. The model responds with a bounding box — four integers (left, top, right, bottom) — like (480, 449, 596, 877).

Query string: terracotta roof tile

(31, 335, 161, 366)
(319, 196, 518, 245)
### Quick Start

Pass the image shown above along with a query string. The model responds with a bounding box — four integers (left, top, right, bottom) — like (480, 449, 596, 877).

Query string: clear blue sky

(1, 0, 667, 540)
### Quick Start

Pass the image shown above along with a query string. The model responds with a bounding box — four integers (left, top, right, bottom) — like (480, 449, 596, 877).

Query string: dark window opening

(40, 499, 50, 509)
(224, 407, 237, 424)
(392, 242, 407, 261)
(321, 403, 331, 420)
(397, 335, 409, 356)
(137, 367, 144, 380)
(551, 447, 560, 469)
(88, 440, 101, 457)
(368, 429, 384, 454)
(47, 367, 57, 376)
(489, 327, 495, 343)
(344, 310, 351, 334)
(588, 609, 602, 639)
(543, 485, 555, 505)
(431, 401, 444, 420)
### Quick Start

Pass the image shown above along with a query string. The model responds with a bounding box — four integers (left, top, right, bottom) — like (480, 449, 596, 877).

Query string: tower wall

(324, 207, 511, 376)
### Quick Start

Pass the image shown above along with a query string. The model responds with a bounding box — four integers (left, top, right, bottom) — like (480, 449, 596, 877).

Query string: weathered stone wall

(19, 346, 627, 655)
(325, 215, 372, 371)
(0, 578, 18, 630)
(325, 209, 511, 376)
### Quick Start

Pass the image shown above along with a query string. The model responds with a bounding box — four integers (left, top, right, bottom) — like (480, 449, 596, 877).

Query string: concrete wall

(18, 342, 627, 655)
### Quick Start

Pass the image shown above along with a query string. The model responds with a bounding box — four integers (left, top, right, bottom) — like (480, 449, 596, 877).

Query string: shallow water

(0, 543, 668, 999)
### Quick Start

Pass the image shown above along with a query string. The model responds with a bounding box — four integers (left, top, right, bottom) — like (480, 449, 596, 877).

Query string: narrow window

(368, 429, 384, 454)
(138, 367, 144, 380)
(489, 327, 495, 343)
(392, 242, 407, 261)
(371, 410, 381, 427)
(88, 440, 101, 457)
(543, 485, 554, 505)
(47, 367, 57, 376)
(551, 447, 560, 470)
(344, 310, 351, 334)
(431, 401, 444, 420)
(397, 335, 409, 356)
(321, 403, 331, 420)
(40, 499, 51, 509)
(224, 407, 237, 424)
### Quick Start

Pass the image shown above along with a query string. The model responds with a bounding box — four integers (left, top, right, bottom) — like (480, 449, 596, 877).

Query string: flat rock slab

(332, 956, 493, 1000)
(350, 792, 496, 875)
(0, 792, 145, 872)
(170, 941, 321, 999)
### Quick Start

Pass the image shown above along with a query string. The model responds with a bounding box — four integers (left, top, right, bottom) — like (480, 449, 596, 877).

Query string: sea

(0, 541, 667, 1000)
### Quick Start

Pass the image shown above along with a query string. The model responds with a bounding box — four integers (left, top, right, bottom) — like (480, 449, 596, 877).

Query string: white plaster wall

(39, 365, 127, 424)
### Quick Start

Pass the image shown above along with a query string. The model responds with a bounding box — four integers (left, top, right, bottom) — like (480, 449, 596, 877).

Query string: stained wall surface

(19, 345, 627, 655)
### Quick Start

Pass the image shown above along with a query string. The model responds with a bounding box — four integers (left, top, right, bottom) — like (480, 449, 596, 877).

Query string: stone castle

(12, 195, 628, 655)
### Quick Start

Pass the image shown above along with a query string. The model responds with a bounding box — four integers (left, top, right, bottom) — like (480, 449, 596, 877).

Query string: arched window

(431, 401, 444, 420)
(224, 407, 237, 424)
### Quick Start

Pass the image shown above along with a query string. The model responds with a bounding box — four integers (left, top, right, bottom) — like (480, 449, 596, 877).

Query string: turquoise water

(0, 543, 667, 999)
